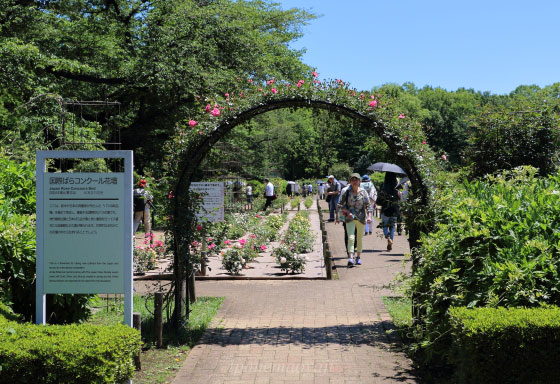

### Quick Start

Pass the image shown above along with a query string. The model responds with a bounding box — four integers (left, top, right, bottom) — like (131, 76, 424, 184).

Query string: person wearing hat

(133, 179, 153, 235)
(360, 174, 377, 235)
(336, 173, 372, 266)
(325, 175, 341, 222)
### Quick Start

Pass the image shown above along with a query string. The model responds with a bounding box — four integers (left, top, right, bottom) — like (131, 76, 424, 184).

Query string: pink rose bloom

(267, 79, 275, 85)
(208, 243, 216, 250)
(224, 93, 229, 98)
(250, 234, 256, 238)
(198, 131, 203, 135)
(398, 113, 405, 119)
(239, 239, 246, 245)
(191, 241, 199, 247)
(248, 79, 253, 84)
(271, 88, 278, 94)
(196, 225, 202, 231)
(189, 120, 197, 127)
(211, 107, 220, 117)
(441, 154, 447, 161)
(312, 71, 318, 77)
(224, 240, 231, 245)
(369, 100, 377, 108)
(422, 140, 427, 145)
(260, 245, 266, 251)
(205, 104, 211, 112)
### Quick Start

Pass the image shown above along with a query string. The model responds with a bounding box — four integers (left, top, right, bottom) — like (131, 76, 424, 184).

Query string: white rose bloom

(280, 257, 287, 264)
(240, 258, 245, 264)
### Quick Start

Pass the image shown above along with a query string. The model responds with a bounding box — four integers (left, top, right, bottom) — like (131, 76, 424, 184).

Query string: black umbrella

(367, 162, 407, 176)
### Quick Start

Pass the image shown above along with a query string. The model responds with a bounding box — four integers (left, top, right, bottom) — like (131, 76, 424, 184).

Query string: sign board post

(36, 151, 133, 326)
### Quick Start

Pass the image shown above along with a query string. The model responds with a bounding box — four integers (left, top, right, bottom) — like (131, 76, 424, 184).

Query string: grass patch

(88, 294, 223, 384)
(382, 296, 412, 328)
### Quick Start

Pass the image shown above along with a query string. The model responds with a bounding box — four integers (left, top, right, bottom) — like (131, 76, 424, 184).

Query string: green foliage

(221, 247, 246, 275)
(0, 315, 142, 383)
(283, 212, 314, 254)
(404, 167, 560, 364)
(466, 100, 560, 178)
(0, 155, 35, 216)
(303, 196, 313, 209)
(273, 245, 306, 274)
(328, 162, 352, 182)
(449, 306, 560, 383)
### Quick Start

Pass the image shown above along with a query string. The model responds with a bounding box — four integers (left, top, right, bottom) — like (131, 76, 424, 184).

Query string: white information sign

(36, 150, 133, 326)
(190, 182, 225, 222)
(44, 173, 124, 294)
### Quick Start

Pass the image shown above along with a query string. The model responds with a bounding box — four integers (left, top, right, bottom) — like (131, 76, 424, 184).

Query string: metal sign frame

(36, 150, 133, 326)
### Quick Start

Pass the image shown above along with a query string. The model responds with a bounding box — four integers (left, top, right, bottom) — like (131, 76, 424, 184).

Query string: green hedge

(449, 306, 560, 384)
(0, 314, 142, 383)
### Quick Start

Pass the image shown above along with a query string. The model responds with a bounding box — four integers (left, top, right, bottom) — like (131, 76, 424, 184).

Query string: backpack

(133, 188, 146, 212)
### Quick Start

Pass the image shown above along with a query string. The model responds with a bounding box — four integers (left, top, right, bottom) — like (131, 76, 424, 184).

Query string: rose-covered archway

(163, 74, 440, 324)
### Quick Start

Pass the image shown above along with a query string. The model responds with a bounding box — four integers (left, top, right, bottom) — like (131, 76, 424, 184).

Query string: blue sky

(275, 0, 560, 95)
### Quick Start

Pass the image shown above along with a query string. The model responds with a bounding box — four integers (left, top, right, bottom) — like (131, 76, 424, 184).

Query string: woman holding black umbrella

(377, 172, 401, 251)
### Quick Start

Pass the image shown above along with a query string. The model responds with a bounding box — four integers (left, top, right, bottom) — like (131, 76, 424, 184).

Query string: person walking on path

(264, 178, 275, 210)
(245, 183, 253, 210)
(133, 179, 153, 235)
(325, 175, 341, 222)
(360, 174, 377, 235)
(318, 182, 325, 200)
(336, 173, 372, 266)
(378, 172, 401, 251)
(336, 180, 355, 257)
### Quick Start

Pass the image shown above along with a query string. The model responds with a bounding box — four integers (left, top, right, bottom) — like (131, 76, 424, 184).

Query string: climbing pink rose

(239, 238, 247, 246)
(205, 104, 211, 112)
(369, 100, 377, 108)
(196, 225, 202, 231)
(224, 240, 231, 245)
(271, 88, 278, 94)
(260, 245, 266, 251)
(398, 113, 405, 119)
(441, 154, 447, 161)
(312, 71, 318, 77)
(422, 140, 427, 145)
(211, 107, 220, 117)
(189, 120, 197, 127)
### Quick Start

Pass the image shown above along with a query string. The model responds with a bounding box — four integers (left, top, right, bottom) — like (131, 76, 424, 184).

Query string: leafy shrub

(0, 156, 36, 216)
(0, 315, 142, 384)
(449, 306, 560, 384)
(273, 245, 306, 274)
(404, 167, 560, 364)
(466, 101, 560, 178)
(290, 196, 301, 210)
(283, 212, 314, 254)
(221, 247, 246, 274)
(304, 196, 313, 209)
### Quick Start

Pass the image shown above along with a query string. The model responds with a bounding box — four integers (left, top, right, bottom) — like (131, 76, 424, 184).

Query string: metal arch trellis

(168, 96, 436, 328)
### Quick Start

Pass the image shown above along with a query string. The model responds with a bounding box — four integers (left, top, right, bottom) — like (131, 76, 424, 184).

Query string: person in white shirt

(246, 184, 253, 210)
(264, 178, 275, 210)
(360, 175, 377, 235)
(318, 183, 325, 200)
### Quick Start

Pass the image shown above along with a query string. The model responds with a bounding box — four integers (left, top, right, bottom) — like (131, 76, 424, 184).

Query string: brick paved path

(171, 200, 417, 383)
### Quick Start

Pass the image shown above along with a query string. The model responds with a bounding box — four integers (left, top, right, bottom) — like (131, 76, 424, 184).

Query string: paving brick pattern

(170, 199, 417, 383)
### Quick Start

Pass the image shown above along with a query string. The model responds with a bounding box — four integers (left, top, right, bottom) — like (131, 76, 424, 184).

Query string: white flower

(240, 258, 245, 264)
(280, 257, 287, 264)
